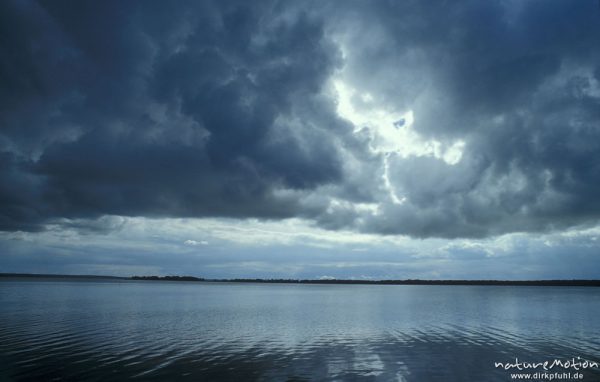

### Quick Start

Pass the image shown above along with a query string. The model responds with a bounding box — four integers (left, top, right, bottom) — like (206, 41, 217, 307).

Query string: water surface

(1, 279, 599, 381)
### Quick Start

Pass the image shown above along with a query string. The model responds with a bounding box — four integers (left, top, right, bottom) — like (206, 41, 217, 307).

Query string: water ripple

(1, 281, 599, 381)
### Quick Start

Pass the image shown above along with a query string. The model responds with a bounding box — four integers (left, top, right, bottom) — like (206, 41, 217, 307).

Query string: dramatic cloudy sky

(1, 0, 600, 279)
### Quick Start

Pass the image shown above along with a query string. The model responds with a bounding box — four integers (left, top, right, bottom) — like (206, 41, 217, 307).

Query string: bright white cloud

(184, 239, 209, 246)
(332, 79, 465, 165)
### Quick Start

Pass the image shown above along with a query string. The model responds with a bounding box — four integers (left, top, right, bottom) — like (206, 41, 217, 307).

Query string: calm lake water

(1, 279, 599, 381)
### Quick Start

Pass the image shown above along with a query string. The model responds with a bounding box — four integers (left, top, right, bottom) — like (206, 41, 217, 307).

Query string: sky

(1, 0, 600, 279)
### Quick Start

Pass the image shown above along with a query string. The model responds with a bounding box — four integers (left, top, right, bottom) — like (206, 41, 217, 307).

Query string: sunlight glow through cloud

(333, 79, 465, 166)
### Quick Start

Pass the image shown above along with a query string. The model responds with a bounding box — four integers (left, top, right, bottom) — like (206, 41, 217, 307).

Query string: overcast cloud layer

(1, 0, 600, 242)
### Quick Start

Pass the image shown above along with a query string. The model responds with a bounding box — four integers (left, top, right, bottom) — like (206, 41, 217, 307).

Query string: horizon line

(2, 273, 600, 286)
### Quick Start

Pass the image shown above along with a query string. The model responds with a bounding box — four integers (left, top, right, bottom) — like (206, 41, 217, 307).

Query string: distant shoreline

(2, 273, 600, 286)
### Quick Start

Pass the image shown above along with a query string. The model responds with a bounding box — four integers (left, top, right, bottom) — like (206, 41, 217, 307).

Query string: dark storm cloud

(1, 0, 600, 239)
(319, 0, 600, 238)
(0, 0, 359, 230)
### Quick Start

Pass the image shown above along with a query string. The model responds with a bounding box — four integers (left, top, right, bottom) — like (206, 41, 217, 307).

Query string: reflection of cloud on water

(352, 349, 385, 376)
(4, 323, 600, 381)
(395, 364, 410, 382)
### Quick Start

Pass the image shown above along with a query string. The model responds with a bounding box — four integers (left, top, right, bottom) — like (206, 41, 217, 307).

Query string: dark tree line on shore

(2, 273, 599, 286)
(213, 279, 600, 287)
(131, 275, 204, 282)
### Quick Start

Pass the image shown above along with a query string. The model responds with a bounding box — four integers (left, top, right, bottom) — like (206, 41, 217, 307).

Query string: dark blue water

(1, 279, 599, 381)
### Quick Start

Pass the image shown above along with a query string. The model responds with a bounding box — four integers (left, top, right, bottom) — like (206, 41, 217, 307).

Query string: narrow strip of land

(2, 273, 600, 286)
(0, 273, 126, 280)
(214, 279, 600, 286)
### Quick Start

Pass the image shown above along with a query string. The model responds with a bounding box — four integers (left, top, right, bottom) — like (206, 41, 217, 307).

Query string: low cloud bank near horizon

(3, 217, 600, 279)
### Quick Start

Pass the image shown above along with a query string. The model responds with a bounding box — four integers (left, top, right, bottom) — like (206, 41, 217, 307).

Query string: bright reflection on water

(1, 279, 599, 381)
